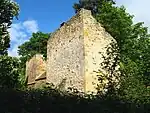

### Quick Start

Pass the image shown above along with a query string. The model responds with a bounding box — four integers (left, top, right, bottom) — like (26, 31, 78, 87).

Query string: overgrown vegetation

(0, 55, 20, 88)
(0, 87, 150, 113)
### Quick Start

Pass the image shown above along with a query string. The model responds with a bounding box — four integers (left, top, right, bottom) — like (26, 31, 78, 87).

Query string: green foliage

(0, 55, 20, 88)
(18, 32, 50, 63)
(118, 75, 150, 104)
(0, 0, 20, 89)
(0, 0, 19, 55)
(73, 0, 115, 14)
(18, 31, 49, 71)
(0, 88, 150, 113)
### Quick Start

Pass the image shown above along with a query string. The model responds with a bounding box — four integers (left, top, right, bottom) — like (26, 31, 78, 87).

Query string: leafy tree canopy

(0, 0, 19, 55)
(0, 0, 20, 88)
(18, 32, 50, 63)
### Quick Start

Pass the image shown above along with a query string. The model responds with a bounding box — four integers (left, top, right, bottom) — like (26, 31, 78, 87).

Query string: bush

(0, 55, 20, 88)
(0, 87, 150, 113)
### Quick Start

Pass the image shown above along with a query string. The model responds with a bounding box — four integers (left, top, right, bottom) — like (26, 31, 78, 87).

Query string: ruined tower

(46, 9, 116, 93)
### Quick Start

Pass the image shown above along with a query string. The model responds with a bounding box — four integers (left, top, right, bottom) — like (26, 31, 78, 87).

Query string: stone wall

(47, 10, 85, 92)
(47, 9, 117, 93)
(82, 9, 116, 93)
(26, 54, 46, 88)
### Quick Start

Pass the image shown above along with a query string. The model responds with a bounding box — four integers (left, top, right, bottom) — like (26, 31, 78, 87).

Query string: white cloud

(115, 0, 150, 31)
(8, 44, 19, 57)
(8, 20, 39, 57)
(23, 20, 39, 33)
(8, 23, 27, 42)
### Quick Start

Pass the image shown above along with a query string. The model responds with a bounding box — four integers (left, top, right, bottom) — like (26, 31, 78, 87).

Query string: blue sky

(14, 0, 78, 33)
(8, 0, 150, 56)
(8, 0, 78, 56)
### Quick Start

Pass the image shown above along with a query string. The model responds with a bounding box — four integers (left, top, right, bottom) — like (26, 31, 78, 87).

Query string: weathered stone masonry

(26, 9, 117, 93)
(46, 9, 116, 93)
(47, 9, 85, 92)
(26, 54, 46, 88)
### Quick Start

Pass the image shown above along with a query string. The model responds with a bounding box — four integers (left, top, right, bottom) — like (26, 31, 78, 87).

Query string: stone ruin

(26, 54, 46, 88)
(26, 9, 119, 93)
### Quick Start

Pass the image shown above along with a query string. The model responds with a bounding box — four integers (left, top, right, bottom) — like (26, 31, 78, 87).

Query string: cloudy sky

(8, 0, 150, 57)
(116, 0, 150, 28)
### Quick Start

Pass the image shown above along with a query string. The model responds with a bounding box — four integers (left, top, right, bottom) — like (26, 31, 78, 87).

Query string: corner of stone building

(81, 8, 118, 94)
(79, 8, 92, 17)
(46, 8, 119, 94)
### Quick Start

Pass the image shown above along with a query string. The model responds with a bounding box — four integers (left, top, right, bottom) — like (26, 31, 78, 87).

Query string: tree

(73, 0, 150, 103)
(0, 55, 20, 88)
(18, 32, 50, 62)
(0, 0, 19, 55)
(73, 0, 115, 14)
(0, 0, 20, 88)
